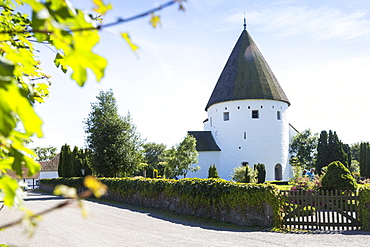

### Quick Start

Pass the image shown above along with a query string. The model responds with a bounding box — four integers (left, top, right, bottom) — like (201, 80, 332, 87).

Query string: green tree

(165, 135, 199, 178)
(32, 146, 57, 162)
(289, 129, 318, 169)
(208, 164, 220, 179)
(316, 130, 330, 174)
(359, 142, 370, 178)
(84, 90, 143, 177)
(351, 143, 361, 162)
(255, 163, 266, 184)
(58, 144, 72, 177)
(316, 130, 349, 174)
(328, 130, 348, 166)
(143, 142, 166, 176)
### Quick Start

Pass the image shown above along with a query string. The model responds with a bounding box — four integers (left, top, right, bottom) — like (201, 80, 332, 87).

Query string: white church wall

(40, 171, 59, 179)
(205, 99, 290, 181)
(187, 151, 220, 179)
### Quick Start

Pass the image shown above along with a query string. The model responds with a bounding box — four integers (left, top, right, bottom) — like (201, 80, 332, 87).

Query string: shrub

(207, 164, 220, 178)
(255, 163, 266, 184)
(232, 165, 256, 183)
(321, 161, 357, 191)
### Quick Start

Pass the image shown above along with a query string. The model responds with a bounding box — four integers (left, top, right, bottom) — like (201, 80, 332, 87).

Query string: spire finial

(243, 12, 247, 30)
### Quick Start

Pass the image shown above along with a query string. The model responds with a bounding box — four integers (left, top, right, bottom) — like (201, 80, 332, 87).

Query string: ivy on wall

(41, 177, 284, 227)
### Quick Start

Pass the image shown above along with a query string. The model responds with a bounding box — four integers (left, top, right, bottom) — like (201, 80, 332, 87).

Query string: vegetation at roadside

(0, 0, 187, 234)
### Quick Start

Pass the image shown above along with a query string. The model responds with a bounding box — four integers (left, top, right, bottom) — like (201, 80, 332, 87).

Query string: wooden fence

(281, 190, 360, 230)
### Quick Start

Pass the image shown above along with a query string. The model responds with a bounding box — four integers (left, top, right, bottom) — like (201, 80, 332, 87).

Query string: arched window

(275, 164, 282, 181)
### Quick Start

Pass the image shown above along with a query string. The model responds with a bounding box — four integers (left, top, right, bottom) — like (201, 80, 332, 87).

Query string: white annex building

(188, 25, 297, 181)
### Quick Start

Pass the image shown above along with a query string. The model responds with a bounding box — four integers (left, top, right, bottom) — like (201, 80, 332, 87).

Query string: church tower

(188, 24, 292, 181)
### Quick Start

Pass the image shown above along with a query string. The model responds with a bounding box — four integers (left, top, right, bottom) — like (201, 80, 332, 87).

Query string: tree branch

(0, 0, 183, 35)
(0, 190, 92, 230)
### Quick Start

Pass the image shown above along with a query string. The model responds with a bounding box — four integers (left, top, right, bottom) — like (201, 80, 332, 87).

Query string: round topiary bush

(321, 161, 357, 191)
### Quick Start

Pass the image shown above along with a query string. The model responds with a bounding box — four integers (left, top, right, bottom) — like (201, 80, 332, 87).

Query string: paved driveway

(0, 192, 370, 246)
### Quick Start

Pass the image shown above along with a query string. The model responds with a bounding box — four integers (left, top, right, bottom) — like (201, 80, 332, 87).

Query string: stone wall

(40, 184, 274, 227)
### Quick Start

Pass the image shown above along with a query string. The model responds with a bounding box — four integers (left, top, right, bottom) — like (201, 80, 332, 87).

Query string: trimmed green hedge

(359, 184, 370, 230)
(40, 177, 284, 227)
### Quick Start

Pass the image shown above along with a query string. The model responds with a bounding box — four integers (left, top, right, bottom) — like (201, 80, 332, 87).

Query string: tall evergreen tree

(360, 142, 370, 178)
(208, 164, 220, 178)
(328, 130, 347, 166)
(255, 163, 266, 183)
(316, 130, 330, 174)
(316, 130, 349, 174)
(58, 144, 72, 177)
(84, 90, 143, 177)
(342, 144, 351, 169)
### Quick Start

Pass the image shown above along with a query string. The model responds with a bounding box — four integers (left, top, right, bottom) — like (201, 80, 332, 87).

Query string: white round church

(188, 26, 297, 181)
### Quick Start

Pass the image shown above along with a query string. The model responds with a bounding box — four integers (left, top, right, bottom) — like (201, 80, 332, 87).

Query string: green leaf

(0, 56, 15, 82)
(54, 53, 68, 73)
(65, 49, 107, 86)
(0, 176, 19, 207)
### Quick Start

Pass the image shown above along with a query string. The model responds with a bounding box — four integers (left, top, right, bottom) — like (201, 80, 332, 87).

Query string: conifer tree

(255, 163, 266, 183)
(58, 144, 72, 177)
(360, 142, 370, 178)
(316, 130, 330, 174)
(244, 166, 251, 183)
(208, 164, 220, 178)
(84, 90, 143, 177)
(316, 130, 349, 174)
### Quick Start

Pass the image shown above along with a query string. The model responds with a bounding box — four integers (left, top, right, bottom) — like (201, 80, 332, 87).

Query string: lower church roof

(188, 131, 221, 151)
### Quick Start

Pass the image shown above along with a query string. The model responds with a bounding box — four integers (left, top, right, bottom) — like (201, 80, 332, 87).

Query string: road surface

(0, 192, 370, 246)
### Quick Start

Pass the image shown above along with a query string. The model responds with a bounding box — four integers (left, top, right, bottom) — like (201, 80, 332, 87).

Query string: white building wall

(40, 171, 59, 179)
(205, 99, 290, 181)
(187, 152, 220, 179)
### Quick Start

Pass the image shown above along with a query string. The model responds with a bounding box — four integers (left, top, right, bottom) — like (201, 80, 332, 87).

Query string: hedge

(359, 184, 370, 230)
(40, 177, 284, 227)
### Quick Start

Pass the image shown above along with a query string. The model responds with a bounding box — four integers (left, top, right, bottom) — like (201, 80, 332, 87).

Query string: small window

(210, 117, 213, 126)
(225, 107, 228, 110)
(277, 111, 281, 120)
(238, 146, 241, 149)
(243, 132, 247, 139)
(223, 112, 229, 121)
(261, 105, 263, 108)
(252, 110, 259, 119)
(242, 162, 249, 167)
(237, 106, 240, 109)
(248, 106, 250, 109)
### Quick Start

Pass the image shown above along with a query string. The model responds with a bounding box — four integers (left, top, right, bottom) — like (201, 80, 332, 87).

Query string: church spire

(205, 29, 290, 110)
(243, 13, 247, 30)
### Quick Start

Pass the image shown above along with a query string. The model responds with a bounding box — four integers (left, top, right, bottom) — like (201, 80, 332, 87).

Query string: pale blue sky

(31, 0, 370, 150)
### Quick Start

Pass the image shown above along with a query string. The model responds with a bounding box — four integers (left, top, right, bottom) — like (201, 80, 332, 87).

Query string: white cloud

(226, 6, 370, 41)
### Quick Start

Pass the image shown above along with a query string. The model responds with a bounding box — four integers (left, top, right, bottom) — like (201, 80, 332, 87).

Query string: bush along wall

(359, 184, 370, 230)
(40, 178, 284, 227)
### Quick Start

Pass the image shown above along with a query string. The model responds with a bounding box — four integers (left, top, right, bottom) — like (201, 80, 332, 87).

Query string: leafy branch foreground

(0, 0, 185, 212)
(0, 176, 107, 232)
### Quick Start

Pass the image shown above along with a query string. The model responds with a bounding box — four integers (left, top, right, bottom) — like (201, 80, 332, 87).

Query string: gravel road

(0, 192, 370, 247)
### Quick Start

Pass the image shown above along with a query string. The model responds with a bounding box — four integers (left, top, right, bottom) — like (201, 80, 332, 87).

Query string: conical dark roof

(205, 30, 290, 110)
